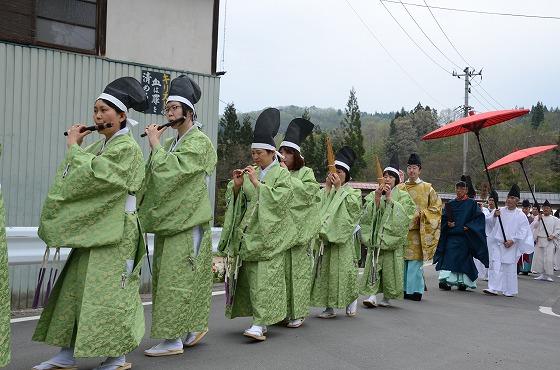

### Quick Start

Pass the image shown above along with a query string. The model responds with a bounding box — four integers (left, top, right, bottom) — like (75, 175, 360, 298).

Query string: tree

(340, 87, 366, 180)
(239, 114, 253, 146)
(531, 101, 545, 129)
(217, 103, 241, 157)
(300, 107, 328, 181)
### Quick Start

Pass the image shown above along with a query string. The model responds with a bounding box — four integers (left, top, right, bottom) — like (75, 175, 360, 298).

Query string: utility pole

(453, 67, 482, 174)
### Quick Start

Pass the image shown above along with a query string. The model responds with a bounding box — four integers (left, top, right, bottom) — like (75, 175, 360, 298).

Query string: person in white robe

(478, 191, 499, 281)
(531, 200, 560, 281)
(483, 184, 533, 297)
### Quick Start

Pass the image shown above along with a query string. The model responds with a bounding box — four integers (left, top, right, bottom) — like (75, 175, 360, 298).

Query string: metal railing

(6, 227, 222, 309)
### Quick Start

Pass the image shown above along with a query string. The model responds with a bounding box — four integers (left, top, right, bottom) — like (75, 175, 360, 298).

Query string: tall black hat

(489, 189, 499, 205)
(167, 75, 202, 118)
(280, 118, 314, 154)
(98, 77, 149, 126)
(252, 108, 281, 150)
(508, 184, 521, 198)
(384, 152, 400, 179)
(407, 153, 421, 167)
(335, 146, 356, 172)
(521, 199, 531, 208)
(543, 199, 552, 208)
(460, 175, 476, 199)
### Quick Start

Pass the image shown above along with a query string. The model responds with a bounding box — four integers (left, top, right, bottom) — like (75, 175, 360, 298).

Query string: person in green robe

(310, 146, 362, 319)
(0, 144, 10, 368)
(278, 118, 321, 328)
(218, 108, 294, 341)
(32, 77, 148, 370)
(139, 75, 217, 356)
(360, 153, 415, 308)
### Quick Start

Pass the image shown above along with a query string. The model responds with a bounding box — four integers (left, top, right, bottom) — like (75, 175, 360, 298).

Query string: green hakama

(0, 145, 10, 367)
(219, 163, 295, 326)
(33, 133, 146, 358)
(359, 188, 415, 299)
(284, 166, 321, 320)
(310, 184, 362, 309)
(139, 127, 217, 339)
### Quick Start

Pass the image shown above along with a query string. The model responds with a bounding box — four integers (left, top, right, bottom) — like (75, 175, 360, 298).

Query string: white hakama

(486, 207, 533, 296)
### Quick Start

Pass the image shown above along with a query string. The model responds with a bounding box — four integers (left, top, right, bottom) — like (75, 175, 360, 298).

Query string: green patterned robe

(0, 145, 10, 367)
(218, 162, 294, 326)
(138, 127, 217, 339)
(310, 184, 362, 309)
(33, 133, 146, 358)
(359, 188, 415, 299)
(284, 166, 321, 320)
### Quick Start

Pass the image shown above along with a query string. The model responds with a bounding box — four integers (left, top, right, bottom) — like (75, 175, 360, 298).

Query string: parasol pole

(474, 131, 507, 242)
(519, 160, 549, 237)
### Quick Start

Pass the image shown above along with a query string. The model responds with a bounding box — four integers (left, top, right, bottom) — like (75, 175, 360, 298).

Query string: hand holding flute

(140, 117, 186, 137)
(64, 124, 112, 148)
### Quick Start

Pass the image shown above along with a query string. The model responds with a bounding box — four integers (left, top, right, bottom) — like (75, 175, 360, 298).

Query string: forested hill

(228, 105, 394, 132)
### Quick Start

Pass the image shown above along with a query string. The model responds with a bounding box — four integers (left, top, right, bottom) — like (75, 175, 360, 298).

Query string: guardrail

(7, 227, 222, 264)
(6, 227, 223, 309)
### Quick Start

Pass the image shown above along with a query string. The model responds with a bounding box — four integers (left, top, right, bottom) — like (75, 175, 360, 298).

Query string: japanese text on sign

(141, 70, 171, 115)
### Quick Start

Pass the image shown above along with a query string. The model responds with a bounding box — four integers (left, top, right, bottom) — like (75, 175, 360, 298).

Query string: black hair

(383, 170, 400, 186)
(279, 146, 304, 171)
(100, 98, 126, 129)
(179, 103, 195, 121)
(335, 164, 350, 184)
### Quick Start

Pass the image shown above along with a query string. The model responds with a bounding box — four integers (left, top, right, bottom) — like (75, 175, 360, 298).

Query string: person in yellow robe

(397, 153, 441, 301)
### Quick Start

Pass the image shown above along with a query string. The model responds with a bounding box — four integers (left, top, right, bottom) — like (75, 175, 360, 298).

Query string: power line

(473, 78, 506, 109)
(421, 1, 507, 111)
(378, 0, 453, 75)
(423, 0, 472, 68)
(470, 90, 492, 111)
(398, 0, 462, 70)
(470, 85, 498, 110)
(343, 0, 445, 107)
(381, 1, 560, 20)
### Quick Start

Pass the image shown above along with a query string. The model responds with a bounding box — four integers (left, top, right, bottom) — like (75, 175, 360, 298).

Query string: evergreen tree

(239, 114, 253, 146)
(218, 103, 241, 157)
(531, 101, 545, 129)
(340, 87, 366, 179)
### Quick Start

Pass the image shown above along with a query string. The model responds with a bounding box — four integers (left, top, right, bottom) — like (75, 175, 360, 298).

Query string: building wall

(0, 41, 220, 227)
(105, 0, 215, 75)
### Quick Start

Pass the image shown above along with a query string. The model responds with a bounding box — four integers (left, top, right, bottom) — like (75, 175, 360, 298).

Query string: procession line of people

(0, 75, 558, 369)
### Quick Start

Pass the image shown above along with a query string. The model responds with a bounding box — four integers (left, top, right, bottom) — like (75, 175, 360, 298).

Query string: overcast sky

(216, 0, 560, 114)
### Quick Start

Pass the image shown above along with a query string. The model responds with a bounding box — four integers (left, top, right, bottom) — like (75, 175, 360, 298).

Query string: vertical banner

(141, 70, 171, 115)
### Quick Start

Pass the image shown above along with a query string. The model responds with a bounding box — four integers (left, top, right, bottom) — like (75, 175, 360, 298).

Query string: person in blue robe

(433, 178, 488, 290)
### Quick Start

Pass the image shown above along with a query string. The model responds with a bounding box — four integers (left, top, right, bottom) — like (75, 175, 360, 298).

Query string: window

(0, 0, 106, 55)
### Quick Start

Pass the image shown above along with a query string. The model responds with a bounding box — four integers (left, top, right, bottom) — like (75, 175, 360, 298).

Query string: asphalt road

(6, 266, 560, 370)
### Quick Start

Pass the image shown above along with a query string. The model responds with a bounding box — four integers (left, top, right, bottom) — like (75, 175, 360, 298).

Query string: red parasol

(487, 144, 558, 237)
(422, 109, 530, 242)
(486, 145, 557, 171)
(422, 109, 530, 140)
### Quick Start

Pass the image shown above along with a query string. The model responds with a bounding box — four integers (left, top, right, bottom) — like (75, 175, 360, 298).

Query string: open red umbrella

(422, 109, 530, 241)
(487, 144, 558, 237)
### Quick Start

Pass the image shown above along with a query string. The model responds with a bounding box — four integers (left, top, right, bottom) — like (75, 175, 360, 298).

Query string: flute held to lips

(63, 123, 112, 136)
(140, 116, 186, 137)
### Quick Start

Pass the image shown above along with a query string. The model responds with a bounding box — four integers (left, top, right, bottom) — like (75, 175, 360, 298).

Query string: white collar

(100, 126, 129, 153)
(406, 177, 422, 184)
(259, 158, 278, 181)
(170, 123, 196, 152)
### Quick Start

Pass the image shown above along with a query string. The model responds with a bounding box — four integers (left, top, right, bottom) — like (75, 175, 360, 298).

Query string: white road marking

(539, 306, 560, 318)
(11, 290, 226, 324)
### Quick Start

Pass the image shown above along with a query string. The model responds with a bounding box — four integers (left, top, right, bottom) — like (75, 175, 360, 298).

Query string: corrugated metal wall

(0, 41, 220, 227)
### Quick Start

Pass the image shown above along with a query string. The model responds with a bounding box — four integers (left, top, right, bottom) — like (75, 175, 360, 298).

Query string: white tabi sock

(33, 347, 77, 369)
(147, 338, 183, 352)
(346, 299, 358, 314)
